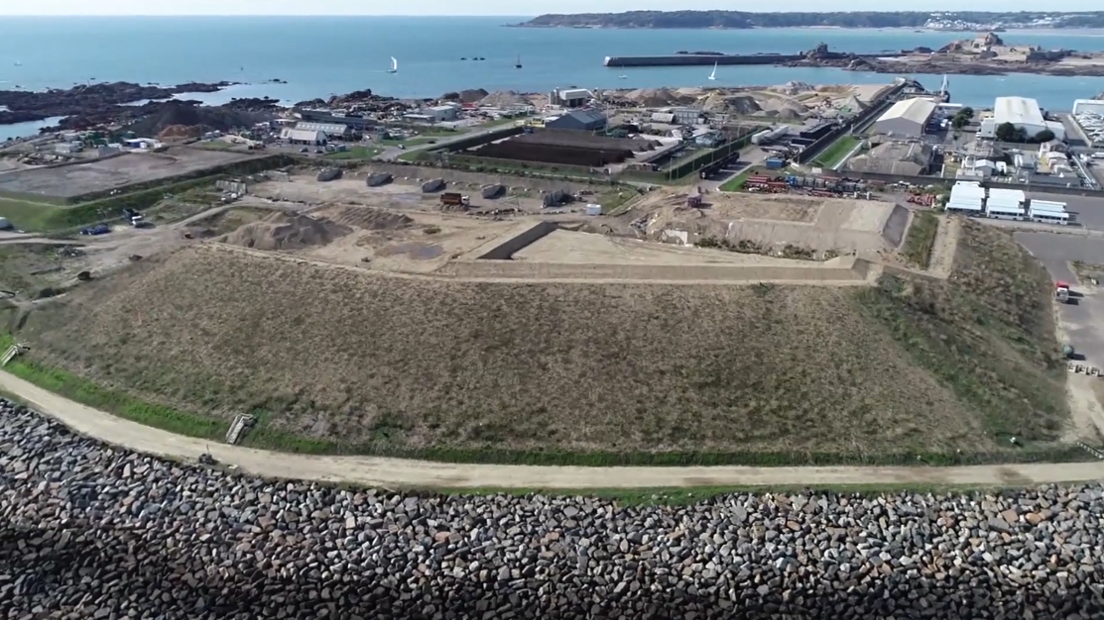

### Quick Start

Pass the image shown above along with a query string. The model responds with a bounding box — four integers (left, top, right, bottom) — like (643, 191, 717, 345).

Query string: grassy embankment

(901, 212, 940, 269)
(4, 219, 1082, 467)
(813, 136, 860, 169)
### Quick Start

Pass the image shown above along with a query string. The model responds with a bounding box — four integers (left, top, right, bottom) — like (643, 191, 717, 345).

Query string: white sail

(708, 62, 717, 81)
(391, 57, 398, 71)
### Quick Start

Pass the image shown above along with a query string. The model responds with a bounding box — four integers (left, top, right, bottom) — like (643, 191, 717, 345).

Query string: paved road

(4, 369, 1104, 489)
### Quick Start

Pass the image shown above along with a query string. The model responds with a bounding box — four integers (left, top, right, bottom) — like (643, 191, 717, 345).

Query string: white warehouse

(873, 98, 938, 138)
(979, 96, 1065, 142)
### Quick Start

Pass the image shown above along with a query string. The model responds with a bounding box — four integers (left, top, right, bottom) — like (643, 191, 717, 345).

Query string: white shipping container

(585, 204, 602, 216)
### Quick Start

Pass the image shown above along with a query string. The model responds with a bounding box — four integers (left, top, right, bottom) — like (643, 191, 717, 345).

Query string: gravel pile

(2, 397, 1104, 619)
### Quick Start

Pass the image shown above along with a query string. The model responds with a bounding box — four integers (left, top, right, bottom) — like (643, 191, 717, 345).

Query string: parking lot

(1029, 192, 1104, 231)
(1015, 195, 1104, 364)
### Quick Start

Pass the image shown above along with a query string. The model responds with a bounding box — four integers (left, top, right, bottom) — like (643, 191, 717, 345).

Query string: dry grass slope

(20, 245, 991, 462)
(12, 220, 1072, 464)
(855, 220, 1068, 442)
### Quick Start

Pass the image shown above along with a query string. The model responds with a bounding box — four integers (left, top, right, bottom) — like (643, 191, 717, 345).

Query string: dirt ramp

(881, 205, 910, 249)
(327, 206, 413, 231)
(219, 213, 351, 251)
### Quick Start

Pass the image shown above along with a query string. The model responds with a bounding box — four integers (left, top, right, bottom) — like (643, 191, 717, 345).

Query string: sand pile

(479, 91, 528, 107)
(458, 89, 489, 103)
(624, 88, 695, 107)
(326, 206, 414, 230)
(219, 213, 351, 251)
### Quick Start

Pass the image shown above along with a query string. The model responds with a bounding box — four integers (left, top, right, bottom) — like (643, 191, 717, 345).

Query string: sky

(1, 0, 1101, 15)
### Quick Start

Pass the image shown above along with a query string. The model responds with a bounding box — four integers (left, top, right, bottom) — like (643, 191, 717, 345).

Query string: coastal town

(10, 8, 1104, 620)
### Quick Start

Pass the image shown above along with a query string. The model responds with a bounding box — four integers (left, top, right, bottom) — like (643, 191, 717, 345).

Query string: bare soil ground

(0, 147, 253, 199)
(630, 190, 907, 259)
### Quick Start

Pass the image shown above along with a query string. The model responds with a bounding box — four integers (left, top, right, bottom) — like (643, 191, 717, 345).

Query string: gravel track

(4, 397, 1104, 619)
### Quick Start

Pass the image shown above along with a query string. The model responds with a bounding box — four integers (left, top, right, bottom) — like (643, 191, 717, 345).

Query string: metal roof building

(280, 128, 326, 144)
(873, 98, 937, 138)
(295, 122, 349, 135)
(946, 181, 985, 214)
(992, 96, 1048, 137)
(1028, 199, 1070, 224)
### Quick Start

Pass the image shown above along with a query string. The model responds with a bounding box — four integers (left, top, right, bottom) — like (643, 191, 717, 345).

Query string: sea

(3, 16, 1104, 141)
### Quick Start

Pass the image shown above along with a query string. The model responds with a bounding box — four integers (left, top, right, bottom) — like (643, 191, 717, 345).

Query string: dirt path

(3, 369, 1104, 489)
(206, 243, 877, 287)
(928, 214, 961, 279)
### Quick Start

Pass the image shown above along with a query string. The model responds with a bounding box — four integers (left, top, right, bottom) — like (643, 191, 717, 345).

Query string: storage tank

(481, 184, 505, 199)
(421, 178, 445, 193)
(366, 172, 393, 187)
(750, 129, 771, 145)
(316, 168, 343, 182)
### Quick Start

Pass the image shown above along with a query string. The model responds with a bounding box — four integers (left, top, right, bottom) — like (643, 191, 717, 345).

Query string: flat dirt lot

(632, 190, 910, 258)
(0, 147, 254, 200)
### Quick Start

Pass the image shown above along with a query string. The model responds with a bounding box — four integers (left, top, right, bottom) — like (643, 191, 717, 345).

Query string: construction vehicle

(1056, 281, 1071, 303)
(440, 192, 470, 207)
(122, 207, 144, 227)
(687, 194, 703, 208)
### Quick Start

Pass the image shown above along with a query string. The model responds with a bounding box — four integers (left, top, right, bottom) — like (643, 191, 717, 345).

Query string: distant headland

(512, 10, 1104, 31)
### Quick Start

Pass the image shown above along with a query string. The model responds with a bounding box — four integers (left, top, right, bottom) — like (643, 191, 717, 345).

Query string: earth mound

(12, 221, 1070, 461)
(326, 206, 414, 230)
(478, 91, 528, 107)
(218, 213, 351, 251)
(125, 100, 271, 136)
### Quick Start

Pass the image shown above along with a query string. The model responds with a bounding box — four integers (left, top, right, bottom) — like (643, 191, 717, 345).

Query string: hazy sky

(2, 0, 1102, 15)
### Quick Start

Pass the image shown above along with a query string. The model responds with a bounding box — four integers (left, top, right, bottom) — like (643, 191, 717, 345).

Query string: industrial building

(295, 122, 351, 138)
(872, 98, 938, 138)
(985, 188, 1026, 220)
(280, 128, 327, 146)
(978, 97, 1065, 142)
(846, 140, 933, 176)
(545, 109, 607, 132)
(1028, 199, 1071, 225)
(549, 88, 591, 108)
(945, 181, 985, 215)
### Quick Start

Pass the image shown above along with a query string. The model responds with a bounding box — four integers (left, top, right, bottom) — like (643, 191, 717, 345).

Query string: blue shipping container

(765, 158, 784, 170)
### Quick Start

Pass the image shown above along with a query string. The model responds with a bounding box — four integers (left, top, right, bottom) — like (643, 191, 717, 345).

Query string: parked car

(299, 147, 309, 153)
(79, 224, 111, 236)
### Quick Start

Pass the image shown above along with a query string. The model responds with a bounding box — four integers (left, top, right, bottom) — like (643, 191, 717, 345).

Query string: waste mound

(219, 213, 352, 251)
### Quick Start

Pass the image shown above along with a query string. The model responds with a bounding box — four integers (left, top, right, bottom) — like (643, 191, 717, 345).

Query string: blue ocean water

(2, 16, 1104, 140)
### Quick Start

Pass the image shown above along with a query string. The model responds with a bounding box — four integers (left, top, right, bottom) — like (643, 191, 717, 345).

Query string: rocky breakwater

(0, 80, 234, 128)
(2, 397, 1104, 619)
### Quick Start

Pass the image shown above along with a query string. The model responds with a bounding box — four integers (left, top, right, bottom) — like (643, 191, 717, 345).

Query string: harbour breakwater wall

(603, 52, 905, 68)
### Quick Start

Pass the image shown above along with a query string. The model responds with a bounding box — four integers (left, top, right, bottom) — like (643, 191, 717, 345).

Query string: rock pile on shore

(2, 396, 1103, 619)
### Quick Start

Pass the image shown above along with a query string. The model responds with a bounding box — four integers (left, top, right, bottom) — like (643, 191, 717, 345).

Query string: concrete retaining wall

(451, 257, 871, 282)
(476, 221, 561, 260)
(361, 163, 599, 196)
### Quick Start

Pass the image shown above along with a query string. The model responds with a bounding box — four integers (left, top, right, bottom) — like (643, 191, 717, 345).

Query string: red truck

(1056, 281, 1071, 303)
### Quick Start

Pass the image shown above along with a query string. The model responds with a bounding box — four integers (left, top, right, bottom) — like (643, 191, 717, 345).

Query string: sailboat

(515, 55, 522, 69)
(386, 57, 398, 74)
(618, 75, 628, 79)
(707, 62, 717, 81)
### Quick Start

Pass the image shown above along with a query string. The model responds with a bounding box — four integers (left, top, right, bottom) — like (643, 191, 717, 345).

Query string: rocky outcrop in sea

(2, 396, 1103, 619)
